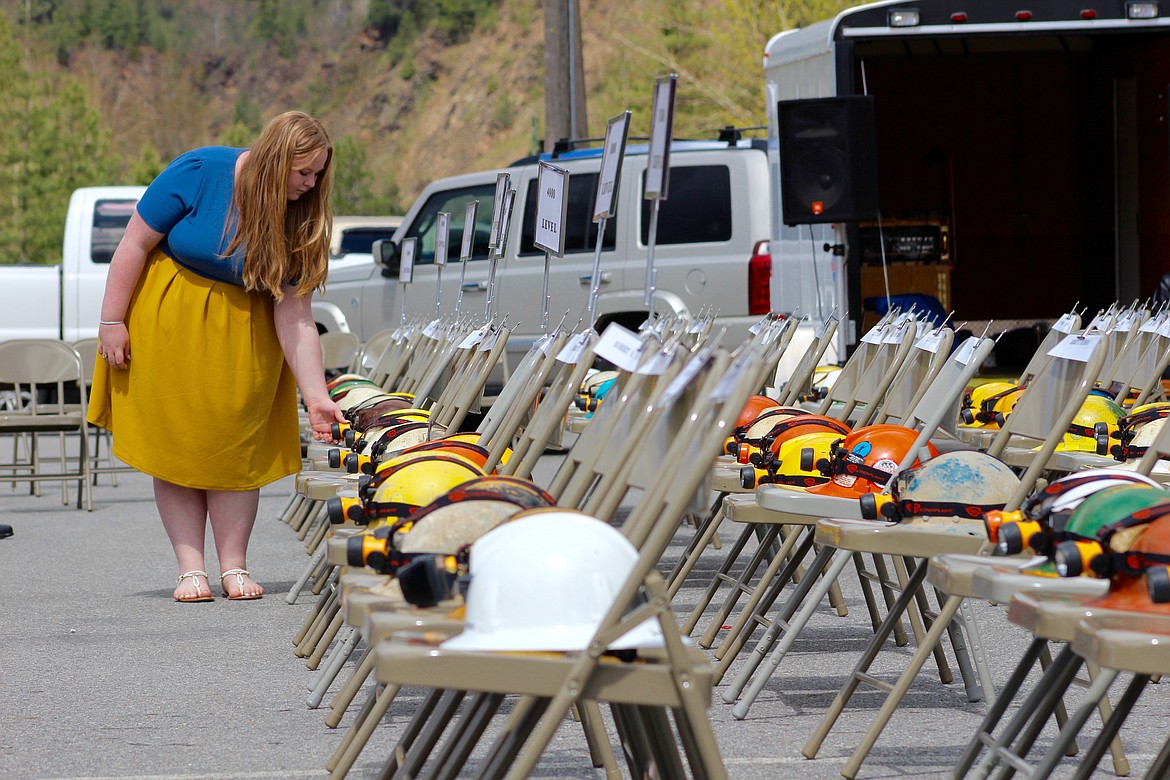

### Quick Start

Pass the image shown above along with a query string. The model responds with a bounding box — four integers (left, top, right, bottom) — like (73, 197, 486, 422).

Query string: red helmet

(806, 424, 939, 498)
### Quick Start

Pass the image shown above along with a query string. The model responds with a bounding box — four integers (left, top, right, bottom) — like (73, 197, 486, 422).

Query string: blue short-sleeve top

(136, 146, 247, 285)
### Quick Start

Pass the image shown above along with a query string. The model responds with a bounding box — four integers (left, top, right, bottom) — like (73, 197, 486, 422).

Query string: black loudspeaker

(778, 96, 879, 225)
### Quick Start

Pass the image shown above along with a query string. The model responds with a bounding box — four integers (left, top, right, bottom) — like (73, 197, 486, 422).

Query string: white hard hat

(441, 509, 664, 652)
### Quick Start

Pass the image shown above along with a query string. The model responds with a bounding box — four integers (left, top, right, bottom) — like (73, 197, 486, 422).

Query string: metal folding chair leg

(695, 521, 789, 648)
(724, 545, 851, 712)
(287, 545, 328, 604)
(296, 588, 340, 658)
(326, 645, 375, 728)
(707, 525, 815, 660)
(801, 565, 968, 779)
(307, 611, 345, 671)
(293, 581, 335, 645)
(327, 682, 400, 778)
(385, 688, 468, 780)
(953, 636, 1050, 778)
(309, 625, 361, 708)
(666, 491, 727, 598)
(1068, 672, 1147, 780)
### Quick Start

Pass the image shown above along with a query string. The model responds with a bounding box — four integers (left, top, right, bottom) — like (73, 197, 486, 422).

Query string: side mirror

(372, 239, 401, 279)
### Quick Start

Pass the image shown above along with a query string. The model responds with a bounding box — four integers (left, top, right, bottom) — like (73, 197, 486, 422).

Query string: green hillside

(0, 0, 857, 264)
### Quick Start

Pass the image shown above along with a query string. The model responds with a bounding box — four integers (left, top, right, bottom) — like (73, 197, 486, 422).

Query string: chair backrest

(1103, 316, 1170, 407)
(71, 338, 100, 382)
(871, 325, 956, 426)
(0, 339, 85, 387)
(777, 315, 839, 406)
(988, 330, 1108, 510)
(500, 331, 599, 479)
(1014, 309, 1081, 387)
(877, 335, 995, 490)
(355, 327, 397, 374)
(319, 331, 361, 374)
(835, 314, 917, 425)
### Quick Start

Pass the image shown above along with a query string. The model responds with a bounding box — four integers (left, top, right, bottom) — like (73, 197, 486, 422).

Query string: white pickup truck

(0, 186, 399, 342)
(1, 186, 146, 342)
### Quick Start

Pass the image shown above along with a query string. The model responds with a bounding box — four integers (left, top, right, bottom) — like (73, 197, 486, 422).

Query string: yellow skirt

(87, 250, 300, 490)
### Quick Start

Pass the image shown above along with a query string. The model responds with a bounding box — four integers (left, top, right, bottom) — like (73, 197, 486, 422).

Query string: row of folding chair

(673, 303, 1170, 778)
(345, 333, 766, 779)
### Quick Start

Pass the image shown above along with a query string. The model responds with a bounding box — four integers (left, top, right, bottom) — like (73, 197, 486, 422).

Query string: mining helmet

(960, 381, 1019, 427)
(860, 450, 1019, 522)
(806, 424, 939, 498)
(1055, 492, 1170, 578)
(740, 431, 839, 490)
(985, 468, 1162, 550)
(440, 509, 664, 652)
(1052, 394, 1124, 454)
(1110, 403, 1170, 461)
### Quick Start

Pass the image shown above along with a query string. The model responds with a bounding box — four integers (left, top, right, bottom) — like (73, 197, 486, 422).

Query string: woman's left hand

(305, 397, 345, 444)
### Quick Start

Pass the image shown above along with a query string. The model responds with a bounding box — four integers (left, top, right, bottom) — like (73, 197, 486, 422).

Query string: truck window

(402, 184, 496, 265)
(338, 227, 400, 256)
(518, 172, 617, 257)
(640, 165, 732, 245)
(91, 199, 138, 264)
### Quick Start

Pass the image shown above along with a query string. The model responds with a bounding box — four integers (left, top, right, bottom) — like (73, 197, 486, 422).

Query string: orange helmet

(806, 424, 939, 498)
(735, 395, 782, 430)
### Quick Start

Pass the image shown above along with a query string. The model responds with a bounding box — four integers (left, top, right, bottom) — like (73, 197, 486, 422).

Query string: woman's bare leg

(208, 488, 264, 598)
(154, 478, 211, 600)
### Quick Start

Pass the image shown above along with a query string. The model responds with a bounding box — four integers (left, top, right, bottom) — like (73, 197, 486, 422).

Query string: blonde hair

(226, 110, 334, 300)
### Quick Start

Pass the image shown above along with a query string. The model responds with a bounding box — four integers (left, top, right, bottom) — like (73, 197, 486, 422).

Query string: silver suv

(317, 139, 776, 368)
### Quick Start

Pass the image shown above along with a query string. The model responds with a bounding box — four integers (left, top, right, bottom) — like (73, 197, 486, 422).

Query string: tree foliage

(0, 11, 119, 265)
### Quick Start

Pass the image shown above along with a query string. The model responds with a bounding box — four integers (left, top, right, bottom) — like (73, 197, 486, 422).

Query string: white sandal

(220, 568, 263, 600)
(175, 570, 214, 603)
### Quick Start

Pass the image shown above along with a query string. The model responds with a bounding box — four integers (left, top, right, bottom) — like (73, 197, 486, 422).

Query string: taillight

(748, 240, 772, 316)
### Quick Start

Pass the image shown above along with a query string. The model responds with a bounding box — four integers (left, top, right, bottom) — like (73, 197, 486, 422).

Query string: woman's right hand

(98, 322, 131, 369)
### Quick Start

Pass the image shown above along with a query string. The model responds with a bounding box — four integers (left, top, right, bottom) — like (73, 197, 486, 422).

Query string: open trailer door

(766, 0, 1170, 355)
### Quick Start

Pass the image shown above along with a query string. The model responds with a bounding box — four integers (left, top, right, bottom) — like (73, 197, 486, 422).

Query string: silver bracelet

(99, 320, 123, 326)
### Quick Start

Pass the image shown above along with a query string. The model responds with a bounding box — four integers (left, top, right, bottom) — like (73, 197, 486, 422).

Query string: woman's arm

(100, 210, 165, 368)
(273, 285, 345, 442)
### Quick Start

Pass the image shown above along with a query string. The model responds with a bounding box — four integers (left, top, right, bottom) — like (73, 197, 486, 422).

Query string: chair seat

(814, 516, 987, 556)
(756, 483, 864, 519)
(325, 530, 363, 566)
(712, 461, 750, 493)
(970, 565, 1108, 603)
(1073, 612, 1170, 675)
(1007, 591, 1121, 642)
(925, 553, 1002, 599)
(0, 411, 85, 431)
(374, 640, 713, 709)
(365, 608, 466, 646)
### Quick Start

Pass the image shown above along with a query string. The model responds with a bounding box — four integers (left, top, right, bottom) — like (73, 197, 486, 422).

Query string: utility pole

(543, 0, 588, 152)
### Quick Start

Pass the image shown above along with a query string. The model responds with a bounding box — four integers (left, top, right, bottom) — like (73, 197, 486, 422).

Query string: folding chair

(667, 314, 907, 608)
(686, 324, 968, 662)
(0, 339, 93, 510)
(321, 339, 746, 778)
(1069, 612, 1170, 780)
(708, 333, 993, 694)
(361, 343, 763, 780)
(319, 331, 360, 377)
(71, 337, 135, 486)
(789, 332, 1108, 778)
(941, 412, 1170, 778)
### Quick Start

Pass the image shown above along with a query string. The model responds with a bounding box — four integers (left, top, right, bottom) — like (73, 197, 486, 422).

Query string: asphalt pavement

(2, 449, 1168, 779)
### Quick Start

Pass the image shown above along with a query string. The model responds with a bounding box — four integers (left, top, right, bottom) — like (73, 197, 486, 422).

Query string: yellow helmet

(1052, 394, 1124, 453)
(741, 431, 840, 490)
(959, 382, 1018, 428)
